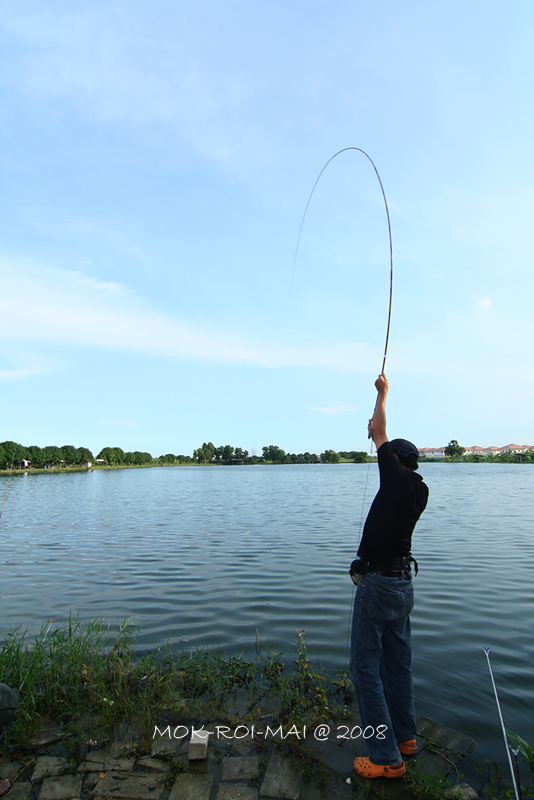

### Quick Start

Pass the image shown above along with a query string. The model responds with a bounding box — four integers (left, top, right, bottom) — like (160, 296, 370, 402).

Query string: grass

(0, 617, 351, 759)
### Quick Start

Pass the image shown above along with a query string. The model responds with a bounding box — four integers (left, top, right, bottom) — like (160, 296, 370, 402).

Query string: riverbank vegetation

(0, 617, 351, 756)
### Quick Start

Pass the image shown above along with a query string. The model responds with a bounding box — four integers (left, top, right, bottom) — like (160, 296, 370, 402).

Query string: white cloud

(0, 257, 379, 371)
(0, 4, 264, 170)
(479, 296, 492, 310)
(308, 402, 360, 415)
(0, 352, 56, 381)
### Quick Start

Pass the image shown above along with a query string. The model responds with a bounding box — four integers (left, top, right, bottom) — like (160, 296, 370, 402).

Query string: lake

(1, 463, 533, 784)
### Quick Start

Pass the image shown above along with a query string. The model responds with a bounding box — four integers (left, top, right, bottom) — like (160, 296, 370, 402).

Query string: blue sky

(1, 0, 533, 457)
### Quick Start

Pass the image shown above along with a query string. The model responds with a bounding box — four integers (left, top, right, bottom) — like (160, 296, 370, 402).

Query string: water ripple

(1, 463, 533, 768)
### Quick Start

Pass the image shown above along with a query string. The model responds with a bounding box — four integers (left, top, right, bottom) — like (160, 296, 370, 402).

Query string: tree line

(0, 441, 94, 470)
(3, 437, 532, 471)
(0, 440, 369, 470)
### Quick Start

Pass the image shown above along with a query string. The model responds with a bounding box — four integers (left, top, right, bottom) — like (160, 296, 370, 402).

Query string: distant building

(418, 447, 446, 459)
(420, 444, 533, 459)
(501, 444, 532, 454)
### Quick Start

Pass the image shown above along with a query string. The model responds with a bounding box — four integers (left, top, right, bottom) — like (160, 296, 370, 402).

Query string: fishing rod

(291, 147, 394, 375)
(483, 646, 521, 800)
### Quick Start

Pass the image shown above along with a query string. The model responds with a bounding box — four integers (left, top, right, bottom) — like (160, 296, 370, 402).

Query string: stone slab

(305, 738, 359, 773)
(337, 734, 370, 757)
(0, 759, 26, 781)
(151, 734, 189, 756)
(221, 755, 259, 781)
(168, 773, 213, 800)
(32, 756, 71, 782)
(77, 745, 135, 773)
(137, 756, 171, 772)
(260, 753, 302, 799)
(234, 740, 257, 756)
(216, 784, 258, 800)
(83, 772, 102, 790)
(78, 755, 136, 773)
(416, 716, 475, 760)
(91, 772, 163, 799)
(5, 783, 32, 800)
(39, 774, 83, 800)
(300, 773, 353, 800)
(415, 747, 450, 777)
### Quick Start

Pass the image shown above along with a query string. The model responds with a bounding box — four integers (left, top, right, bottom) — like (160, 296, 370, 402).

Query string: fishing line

(0, 445, 17, 521)
(291, 147, 393, 375)
(344, 438, 375, 666)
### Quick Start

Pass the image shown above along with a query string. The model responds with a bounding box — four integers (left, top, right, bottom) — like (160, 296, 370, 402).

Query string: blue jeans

(349, 572, 416, 765)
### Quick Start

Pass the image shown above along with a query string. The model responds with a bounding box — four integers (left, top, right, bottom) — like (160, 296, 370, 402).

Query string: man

(349, 373, 429, 779)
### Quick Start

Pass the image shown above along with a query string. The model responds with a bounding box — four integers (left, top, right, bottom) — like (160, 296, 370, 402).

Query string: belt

(372, 569, 410, 578)
(366, 556, 418, 577)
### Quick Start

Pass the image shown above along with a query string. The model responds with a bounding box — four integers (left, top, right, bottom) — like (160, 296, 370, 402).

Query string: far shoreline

(1, 458, 532, 476)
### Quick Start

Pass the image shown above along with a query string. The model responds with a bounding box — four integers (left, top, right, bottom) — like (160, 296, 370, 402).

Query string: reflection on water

(1, 463, 533, 773)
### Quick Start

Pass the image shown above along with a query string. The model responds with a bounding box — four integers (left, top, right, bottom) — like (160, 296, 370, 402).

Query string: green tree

(26, 445, 44, 468)
(75, 447, 94, 465)
(97, 447, 126, 465)
(202, 442, 215, 462)
(194, 442, 215, 463)
(42, 445, 61, 467)
(59, 445, 77, 466)
(220, 445, 234, 463)
(445, 440, 465, 459)
(193, 447, 206, 463)
(262, 445, 286, 463)
(0, 441, 21, 469)
(353, 451, 368, 463)
(321, 449, 341, 463)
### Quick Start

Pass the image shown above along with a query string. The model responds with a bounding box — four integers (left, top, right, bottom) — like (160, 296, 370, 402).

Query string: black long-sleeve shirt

(357, 441, 429, 562)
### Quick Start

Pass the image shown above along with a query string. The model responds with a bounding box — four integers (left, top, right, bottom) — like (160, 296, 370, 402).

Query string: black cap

(389, 439, 420, 470)
(389, 439, 419, 459)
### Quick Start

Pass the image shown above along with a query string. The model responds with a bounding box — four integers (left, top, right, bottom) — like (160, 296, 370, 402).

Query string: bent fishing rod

(291, 147, 393, 376)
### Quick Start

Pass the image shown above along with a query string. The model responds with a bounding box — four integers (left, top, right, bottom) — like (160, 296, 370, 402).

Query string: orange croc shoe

(399, 739, 418, 756)
(353, 757, 406, 779)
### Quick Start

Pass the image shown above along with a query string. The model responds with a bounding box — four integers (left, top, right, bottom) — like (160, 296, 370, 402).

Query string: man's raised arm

(367, 373, 389, 450)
